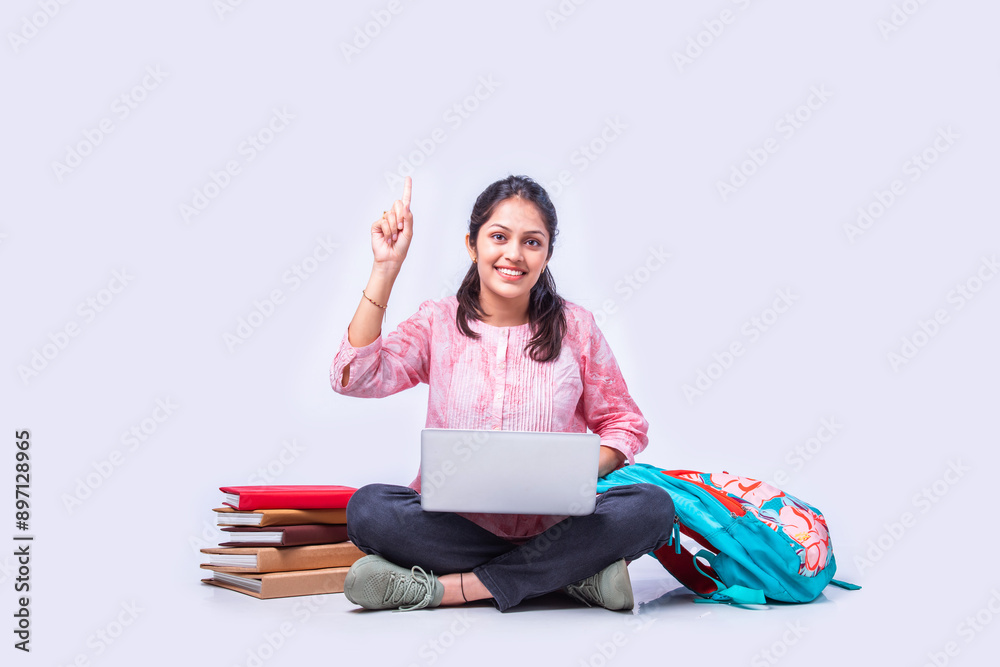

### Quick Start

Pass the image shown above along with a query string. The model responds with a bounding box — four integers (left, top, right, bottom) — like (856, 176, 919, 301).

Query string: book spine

(256, 544, 364, 573)
(259, 568, 350, 598)
(230, 491, 355, 511)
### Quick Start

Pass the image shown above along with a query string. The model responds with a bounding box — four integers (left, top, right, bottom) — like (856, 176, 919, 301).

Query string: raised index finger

(402, 176, 412, 212)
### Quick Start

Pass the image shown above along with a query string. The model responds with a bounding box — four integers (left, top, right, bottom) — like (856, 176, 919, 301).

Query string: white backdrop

(2, 1, 998, 665)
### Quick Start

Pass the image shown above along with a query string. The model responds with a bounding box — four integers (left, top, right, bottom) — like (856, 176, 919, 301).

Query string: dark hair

(456, 174, 566, 363)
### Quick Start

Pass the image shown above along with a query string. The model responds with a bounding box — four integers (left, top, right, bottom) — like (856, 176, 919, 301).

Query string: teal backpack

(598, 463, 859, 605)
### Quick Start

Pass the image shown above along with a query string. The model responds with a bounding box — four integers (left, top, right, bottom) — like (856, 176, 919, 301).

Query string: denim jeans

(345, 482, 675, 611)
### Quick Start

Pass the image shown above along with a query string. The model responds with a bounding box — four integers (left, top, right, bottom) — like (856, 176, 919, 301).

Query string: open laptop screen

(419, 428, 600, 515)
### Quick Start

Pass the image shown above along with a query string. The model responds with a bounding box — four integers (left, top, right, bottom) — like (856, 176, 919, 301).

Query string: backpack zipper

(663, 470, 748, 517)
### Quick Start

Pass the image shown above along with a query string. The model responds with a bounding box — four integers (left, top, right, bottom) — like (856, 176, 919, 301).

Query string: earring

(473, 257, 478, 263)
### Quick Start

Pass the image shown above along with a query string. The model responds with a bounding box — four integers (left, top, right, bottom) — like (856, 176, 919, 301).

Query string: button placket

(492, 330, 508, 430)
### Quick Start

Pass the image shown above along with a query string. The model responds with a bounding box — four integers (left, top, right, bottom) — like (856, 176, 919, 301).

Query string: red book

(220, 485, 357, 511)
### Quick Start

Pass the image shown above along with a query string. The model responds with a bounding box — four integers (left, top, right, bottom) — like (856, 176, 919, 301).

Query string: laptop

(419, 428, 601, 515)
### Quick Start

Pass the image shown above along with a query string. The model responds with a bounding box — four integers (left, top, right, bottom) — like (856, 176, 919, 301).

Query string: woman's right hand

(371, 176, 413, 271)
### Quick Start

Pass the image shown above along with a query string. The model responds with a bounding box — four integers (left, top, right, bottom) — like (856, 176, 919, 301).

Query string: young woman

(331, 174, 674, 612)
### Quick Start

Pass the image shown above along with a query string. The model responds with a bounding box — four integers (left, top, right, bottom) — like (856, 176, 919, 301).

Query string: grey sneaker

(563, 559, 634, 611)
(343, 555, 445, 611)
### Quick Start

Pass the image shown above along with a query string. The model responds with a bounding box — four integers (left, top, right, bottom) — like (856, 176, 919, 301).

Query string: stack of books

(200, 485, 364, 599)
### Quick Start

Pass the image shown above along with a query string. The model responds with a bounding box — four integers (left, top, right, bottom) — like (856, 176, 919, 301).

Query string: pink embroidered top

(330, 295, 649, 543)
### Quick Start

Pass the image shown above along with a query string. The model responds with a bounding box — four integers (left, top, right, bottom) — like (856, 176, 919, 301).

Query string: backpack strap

(680, 524, 719, 553)
(693, 585, 768, 607)
(654, 536, 771, 606)
(652, 527, 721, 596)
(689, 550, 767, 606)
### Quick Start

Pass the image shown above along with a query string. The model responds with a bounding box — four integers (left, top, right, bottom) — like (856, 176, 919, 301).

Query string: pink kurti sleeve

(330, 299, 434, 398)
(577, 311, 649, 466)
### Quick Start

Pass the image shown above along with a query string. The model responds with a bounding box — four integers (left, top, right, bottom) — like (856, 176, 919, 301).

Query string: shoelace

(565, 578, 601, 608)
(383, 565, 436, 611)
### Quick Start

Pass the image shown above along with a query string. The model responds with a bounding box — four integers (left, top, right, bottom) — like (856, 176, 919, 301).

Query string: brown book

(201, 567, 350, 599)
(220, 524, 349, 547)
(200, 542, 364, 573)
(214, 507, 347, 527)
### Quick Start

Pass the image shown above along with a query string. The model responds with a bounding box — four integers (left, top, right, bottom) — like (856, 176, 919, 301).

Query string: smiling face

(465, 197, 551, 324)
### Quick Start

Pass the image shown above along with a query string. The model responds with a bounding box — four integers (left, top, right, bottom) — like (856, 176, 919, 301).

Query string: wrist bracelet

(362, 289, 387, 321)
(362, 289, 386, 310)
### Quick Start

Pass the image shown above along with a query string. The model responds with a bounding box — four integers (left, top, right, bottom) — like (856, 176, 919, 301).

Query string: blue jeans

(345, 482, 675, 611)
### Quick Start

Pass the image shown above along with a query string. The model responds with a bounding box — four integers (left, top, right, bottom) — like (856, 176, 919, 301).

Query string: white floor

(180, 556, 873, 667)
(24, 535, 999, 667)
(183, 556, 864, 667)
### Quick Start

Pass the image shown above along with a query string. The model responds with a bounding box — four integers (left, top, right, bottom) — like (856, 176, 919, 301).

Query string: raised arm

(331, 298, 434, 399)
(341, 177, 414, 387)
